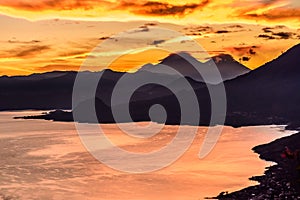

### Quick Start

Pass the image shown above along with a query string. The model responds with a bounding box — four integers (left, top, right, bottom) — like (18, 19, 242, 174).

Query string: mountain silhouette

(4, 43, 300, 129)
(139, 52, 250, 84)
(211, 54, 250, 81)
(225, 43, 300, 126)
(0, 52, 248, 111)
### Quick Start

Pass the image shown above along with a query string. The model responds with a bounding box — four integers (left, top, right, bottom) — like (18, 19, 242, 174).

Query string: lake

(0, 111, 296, 200)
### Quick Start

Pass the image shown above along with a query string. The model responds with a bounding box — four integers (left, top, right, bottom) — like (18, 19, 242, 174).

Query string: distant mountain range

(0, 51, 248, 110)
(3, 44, 300, 128)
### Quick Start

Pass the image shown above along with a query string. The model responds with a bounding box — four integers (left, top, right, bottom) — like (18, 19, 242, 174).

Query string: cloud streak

(0, 0, 110, 11)
(244, 8, 300, 21)
(15, 45, 51, 58)
(117, 0, 209, 16)
(150, 39, 165, 46)
(224, 45, 260, 57)
(8, 39, 41, 44)
(0, 44, 51, 59)
(233, 0, 300, 22)
(0, 0, 210, 17)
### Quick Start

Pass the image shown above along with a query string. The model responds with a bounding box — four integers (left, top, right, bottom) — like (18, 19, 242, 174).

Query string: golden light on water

(0, 111, 295, 200)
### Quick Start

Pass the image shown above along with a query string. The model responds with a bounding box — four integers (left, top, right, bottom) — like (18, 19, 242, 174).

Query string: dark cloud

(0, 0, 104, 11)
(12, 45, 51, 58)
(258, 34, 276, 39)
(128, 26, 150, 33)
(74, 55, 88, 59)
(249, 49, 256, 55)
(8, 39, 41, 44)
(185, 24, 246, 36)
(258, 31, 296, 40)
(233, 0, 300, 22)
(0, 44, 50, 59)
(58, 49, 87, 57)
(260, 0, 280, 5)
(261, 25, 287, 33)
(99, 36, 110, 40)
(118, 0, 210, 16)
(186, 32, 202, 36)
(274, 25, 287, 29)
(215, 30, 230, 34)
(262, 27, 273, 33)
(144, 22, 157, 26)
(241, 56, 250, 61)
(185, 25, 213, 32)
(233, 46, 258, 51)
(272, 32, 295, 39)
(242, 8, 300, 21)
(0, 0, 209, 17)
(226, 25, 243, 28)
(137, 25, 150, 32)
(183, 25, 213, 36)
(224, 45, 260, 57)
(150, 40, 165, 46)
(140, 26, 150, 32)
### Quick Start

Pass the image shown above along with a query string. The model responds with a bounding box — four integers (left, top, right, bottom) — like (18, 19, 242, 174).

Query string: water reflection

(0, 111, 296, 200)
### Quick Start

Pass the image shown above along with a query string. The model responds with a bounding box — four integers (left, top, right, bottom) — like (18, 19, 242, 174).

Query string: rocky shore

(215, 131, 300, 199)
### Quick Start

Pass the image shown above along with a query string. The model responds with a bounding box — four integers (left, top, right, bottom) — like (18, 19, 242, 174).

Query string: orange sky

(0, 0, 299, 75)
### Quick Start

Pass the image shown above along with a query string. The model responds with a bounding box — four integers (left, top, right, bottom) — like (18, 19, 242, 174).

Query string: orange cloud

(117, 0, 209, 16)
(223, 46, 260, 57)
(243, 7, 300, 21)
(232, 0, 300, 22)
(0, 0, 299, 27)
(15, 45, 51, 58)
(0, 1, 299, 76)
(0, 44, 51, 59)
(0, 0, 110, 11)
(0, 0, 209, 16)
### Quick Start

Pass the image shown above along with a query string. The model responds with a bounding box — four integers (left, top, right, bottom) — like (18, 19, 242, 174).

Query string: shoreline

(12, 109, 295, 127)
(215, 131, 300, 199)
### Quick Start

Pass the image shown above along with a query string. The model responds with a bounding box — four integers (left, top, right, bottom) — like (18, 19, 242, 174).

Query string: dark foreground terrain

(213, 131, 300, 199)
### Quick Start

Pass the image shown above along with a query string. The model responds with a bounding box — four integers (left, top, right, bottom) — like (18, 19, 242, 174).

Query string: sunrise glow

(0, 0, 299, 75)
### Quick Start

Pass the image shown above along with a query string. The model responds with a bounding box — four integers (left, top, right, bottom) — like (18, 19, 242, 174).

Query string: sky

(0, 0, 299, 76)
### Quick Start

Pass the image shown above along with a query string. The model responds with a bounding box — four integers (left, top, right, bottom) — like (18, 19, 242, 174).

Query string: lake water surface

(0, 111, 296, 200)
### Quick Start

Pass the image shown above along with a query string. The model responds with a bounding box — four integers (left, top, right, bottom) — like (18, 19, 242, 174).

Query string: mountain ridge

(139, 51, 250, 83)
(2, 43, 300, 129)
